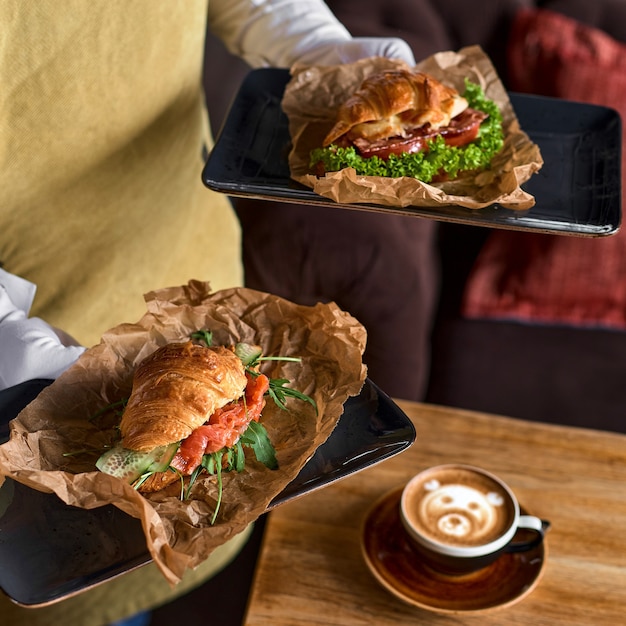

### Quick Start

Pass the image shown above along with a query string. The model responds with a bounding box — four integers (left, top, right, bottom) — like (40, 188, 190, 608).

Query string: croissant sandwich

(311, 69, 504, 183)
(96, 338, 314, 517)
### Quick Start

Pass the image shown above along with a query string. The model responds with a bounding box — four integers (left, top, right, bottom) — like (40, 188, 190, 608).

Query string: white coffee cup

(400, 464, 549, 575)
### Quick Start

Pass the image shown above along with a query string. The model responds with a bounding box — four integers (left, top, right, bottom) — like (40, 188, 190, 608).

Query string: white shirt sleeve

(207, 0, 352, 67)
(0, 272, 85, 390)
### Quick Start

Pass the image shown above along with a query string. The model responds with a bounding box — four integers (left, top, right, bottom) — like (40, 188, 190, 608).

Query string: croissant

(323, 70, 468, 146)
(119, 341, 248, 452)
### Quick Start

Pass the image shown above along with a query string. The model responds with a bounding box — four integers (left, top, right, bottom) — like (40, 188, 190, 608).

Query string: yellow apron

(0, 2, 248, 623)
(0, 0, 242, 348)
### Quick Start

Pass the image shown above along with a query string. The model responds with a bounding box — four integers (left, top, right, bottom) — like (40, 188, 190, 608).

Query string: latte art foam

(419, 483, 500, 544)
(403, 467, 516, 548)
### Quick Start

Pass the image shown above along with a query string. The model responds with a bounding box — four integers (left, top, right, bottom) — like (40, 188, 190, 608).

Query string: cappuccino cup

(400, 464, 549, 575)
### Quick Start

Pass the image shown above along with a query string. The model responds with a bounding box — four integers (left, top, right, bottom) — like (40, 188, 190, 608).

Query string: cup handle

(506, 516, 551, 553)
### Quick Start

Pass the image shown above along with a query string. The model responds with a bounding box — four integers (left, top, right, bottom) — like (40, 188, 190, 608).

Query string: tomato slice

(353, 108, 488, 160)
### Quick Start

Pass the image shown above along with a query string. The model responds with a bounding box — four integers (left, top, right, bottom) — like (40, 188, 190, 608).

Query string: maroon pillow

(462, 8, 626, 329)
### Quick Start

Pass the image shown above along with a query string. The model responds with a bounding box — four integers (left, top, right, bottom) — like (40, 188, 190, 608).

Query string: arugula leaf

(202, 450, 225, 525)
(185, 463, 205, 500)
(88, 398, 128, 423)
(232, 440, 246, 472)
(265, 376, 317, 413)
(310, 80, 504, 183)
(191, 329, 214, 347)
(240, 420, 278, 470)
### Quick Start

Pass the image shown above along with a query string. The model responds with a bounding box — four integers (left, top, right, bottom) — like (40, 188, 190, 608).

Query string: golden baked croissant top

(119, 341, 247, 451)
(323, 70, 468, 146)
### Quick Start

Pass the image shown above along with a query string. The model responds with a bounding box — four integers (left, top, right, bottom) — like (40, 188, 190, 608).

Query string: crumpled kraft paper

(0, 282, 367, 585)
(283, 45, 543, 210)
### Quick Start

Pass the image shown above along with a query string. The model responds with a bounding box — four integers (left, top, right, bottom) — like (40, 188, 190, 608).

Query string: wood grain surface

(244, 401, 626, 625)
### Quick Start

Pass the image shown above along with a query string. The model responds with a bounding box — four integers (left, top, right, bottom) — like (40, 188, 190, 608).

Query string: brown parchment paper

(0, 282, 367, 585)
(283, 45, 543, 210)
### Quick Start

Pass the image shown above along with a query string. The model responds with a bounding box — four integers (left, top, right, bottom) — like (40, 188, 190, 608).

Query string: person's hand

(296, 37, 416, 68)
(0, 270, 85, 391)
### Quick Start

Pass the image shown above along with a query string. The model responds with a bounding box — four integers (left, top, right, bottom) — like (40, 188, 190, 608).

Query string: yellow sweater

(0, 2, 248, 624)
(0, 0, 242, 348)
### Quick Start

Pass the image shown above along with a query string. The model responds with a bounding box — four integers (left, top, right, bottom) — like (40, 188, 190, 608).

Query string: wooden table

(244, 401, 626, 625)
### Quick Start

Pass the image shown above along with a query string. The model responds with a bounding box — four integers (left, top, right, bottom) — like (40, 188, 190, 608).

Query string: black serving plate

(203, 68, 622, 237)
(0, 378, 415, 607)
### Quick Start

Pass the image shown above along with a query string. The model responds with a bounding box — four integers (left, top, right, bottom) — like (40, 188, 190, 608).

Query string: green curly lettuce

(310, 80, 504, 183)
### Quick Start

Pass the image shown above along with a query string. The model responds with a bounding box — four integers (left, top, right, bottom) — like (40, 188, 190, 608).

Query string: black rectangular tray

(203, 68, 622, 237)
(0, 378, 415, 607)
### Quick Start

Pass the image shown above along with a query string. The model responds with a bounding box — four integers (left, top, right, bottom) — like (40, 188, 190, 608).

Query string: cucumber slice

(146, 442, 180, 472)
(234, 342, 263, 366)
(96, 442, 179, 483)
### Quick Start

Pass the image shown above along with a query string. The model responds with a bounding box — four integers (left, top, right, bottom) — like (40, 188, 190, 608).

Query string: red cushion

(507, 7, 626, 104)
(462, 8, 626, 329)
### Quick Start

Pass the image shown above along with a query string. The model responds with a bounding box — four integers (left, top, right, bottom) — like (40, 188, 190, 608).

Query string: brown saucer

(361, 488, 547, 614)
